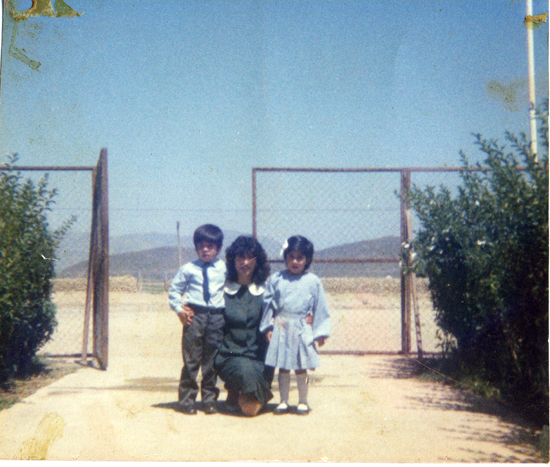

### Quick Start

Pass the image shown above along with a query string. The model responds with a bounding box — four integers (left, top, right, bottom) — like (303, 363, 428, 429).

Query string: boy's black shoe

(176, 403, 197, 415)
(203, 402, 217, 414)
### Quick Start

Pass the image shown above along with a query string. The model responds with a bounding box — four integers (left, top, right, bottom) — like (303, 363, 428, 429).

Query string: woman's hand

(315, 336, 326, 347)
(305, 314, 313, 326)
(265, 330, 273, 343)
(177, 305, 195, 327)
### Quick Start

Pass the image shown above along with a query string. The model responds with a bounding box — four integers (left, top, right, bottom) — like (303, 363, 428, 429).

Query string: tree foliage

(408, 103, 548, 420)
(0, 155, 74, 380)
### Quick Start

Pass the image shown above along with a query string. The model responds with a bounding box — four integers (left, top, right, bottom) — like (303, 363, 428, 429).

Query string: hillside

(58, 235, 402, 280)
(312, 236, 401, 278)
(315, 236, 400, 260)
(56, 229, 283, 271)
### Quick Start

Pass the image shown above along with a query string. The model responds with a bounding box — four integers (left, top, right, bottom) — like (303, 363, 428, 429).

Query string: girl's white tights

(278, 372, 308, 406)
(296, 373, 308, 406)
(278, 372, 290, 403)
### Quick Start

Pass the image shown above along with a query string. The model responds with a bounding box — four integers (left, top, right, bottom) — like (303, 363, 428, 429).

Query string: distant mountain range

(56, 231, 401, 280)
(56, 229, 281, 270)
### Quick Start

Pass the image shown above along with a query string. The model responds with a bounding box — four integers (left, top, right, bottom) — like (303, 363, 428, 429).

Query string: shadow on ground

(151, 400, 281, 417)
(358, 356, 545, 462)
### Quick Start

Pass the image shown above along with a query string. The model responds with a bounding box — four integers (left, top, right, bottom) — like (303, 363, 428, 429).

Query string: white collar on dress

(224, 282, 265, 296)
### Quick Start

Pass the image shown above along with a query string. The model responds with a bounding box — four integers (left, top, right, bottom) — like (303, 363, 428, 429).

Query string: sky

(0, 0, 548, 250)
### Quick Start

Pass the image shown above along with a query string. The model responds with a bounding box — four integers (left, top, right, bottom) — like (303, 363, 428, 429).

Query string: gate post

(400, 169, 411, 354)
(92, 148, 109, 369)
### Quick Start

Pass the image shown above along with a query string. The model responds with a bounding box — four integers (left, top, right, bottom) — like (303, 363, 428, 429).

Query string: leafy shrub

(0, 155, 74, 380)
(408, 103, 548, 421)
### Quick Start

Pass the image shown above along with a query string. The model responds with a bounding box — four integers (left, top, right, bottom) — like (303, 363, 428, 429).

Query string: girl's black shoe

(273, 402, 289, 415)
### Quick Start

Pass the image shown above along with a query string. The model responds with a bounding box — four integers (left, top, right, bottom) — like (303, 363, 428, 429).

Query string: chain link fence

(252, 167, 465, 355)
(14, 160, 464, 361)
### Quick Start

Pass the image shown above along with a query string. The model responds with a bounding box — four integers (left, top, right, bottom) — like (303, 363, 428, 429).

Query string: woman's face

(235, 252, 257, 282)
(285, 250, 307, 275)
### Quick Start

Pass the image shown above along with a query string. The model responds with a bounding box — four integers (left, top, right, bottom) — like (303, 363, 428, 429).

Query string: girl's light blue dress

(259, 270, 331, 370)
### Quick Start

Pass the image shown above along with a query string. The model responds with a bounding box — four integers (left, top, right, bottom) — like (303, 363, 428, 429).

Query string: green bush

(0, 155, 74, 380)
(408, 103, 548, 421)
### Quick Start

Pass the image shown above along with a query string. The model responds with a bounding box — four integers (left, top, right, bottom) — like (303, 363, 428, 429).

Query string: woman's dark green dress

(214, 283, 273, 406)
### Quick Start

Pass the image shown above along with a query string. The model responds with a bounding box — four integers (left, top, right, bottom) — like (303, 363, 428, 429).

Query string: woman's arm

(259, 275, 277, 334)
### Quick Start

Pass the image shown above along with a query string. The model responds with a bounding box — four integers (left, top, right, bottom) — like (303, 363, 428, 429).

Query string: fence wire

(24, 164, 467, 357)
(253, 167, 465, 354)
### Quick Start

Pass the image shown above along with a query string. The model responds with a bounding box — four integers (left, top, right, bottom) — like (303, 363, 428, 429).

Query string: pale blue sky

(0, 1, 548, 248)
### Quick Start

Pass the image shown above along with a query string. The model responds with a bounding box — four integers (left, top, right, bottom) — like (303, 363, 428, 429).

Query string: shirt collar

(224, 282, 265, 296)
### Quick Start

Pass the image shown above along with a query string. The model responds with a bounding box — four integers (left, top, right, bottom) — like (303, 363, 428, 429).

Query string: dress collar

(224, 282, 265, 296)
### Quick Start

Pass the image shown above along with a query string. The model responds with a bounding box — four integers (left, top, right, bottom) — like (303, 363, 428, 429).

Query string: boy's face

(195, 241, 220, 263)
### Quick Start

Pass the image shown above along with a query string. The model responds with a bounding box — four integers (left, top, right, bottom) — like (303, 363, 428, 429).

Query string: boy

(168, 224, 226, 414)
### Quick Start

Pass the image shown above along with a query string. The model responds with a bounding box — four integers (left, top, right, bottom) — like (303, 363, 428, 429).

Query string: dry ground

(0, 288, 546, 462)
(44, 276, 440, 356)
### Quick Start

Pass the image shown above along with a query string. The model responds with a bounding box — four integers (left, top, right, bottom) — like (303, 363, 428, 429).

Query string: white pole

(526, 0, 538, 158)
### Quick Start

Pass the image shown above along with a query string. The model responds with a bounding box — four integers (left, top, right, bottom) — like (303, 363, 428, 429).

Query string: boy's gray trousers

(177, 305, 225, 406)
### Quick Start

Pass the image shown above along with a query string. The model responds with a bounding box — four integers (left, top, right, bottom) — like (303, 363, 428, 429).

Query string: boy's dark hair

(283, 235, 314, 271)
(193, 224, 224, 249)
(225, 235, 271, 285)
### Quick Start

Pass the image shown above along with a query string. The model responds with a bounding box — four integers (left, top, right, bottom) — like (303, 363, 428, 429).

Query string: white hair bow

(279, 239, 289, 258)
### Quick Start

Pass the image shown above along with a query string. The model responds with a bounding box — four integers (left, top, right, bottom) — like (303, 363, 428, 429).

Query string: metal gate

(2, 149, 109, 369)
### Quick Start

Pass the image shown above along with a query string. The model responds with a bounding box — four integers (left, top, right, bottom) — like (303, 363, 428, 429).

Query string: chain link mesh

(254, 168, 463, 354)
(13, 169, 95, 357)
(17, 165, 465, 357)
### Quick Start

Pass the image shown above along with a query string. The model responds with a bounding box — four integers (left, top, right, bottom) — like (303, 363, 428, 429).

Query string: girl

(259, 235, 331, 415)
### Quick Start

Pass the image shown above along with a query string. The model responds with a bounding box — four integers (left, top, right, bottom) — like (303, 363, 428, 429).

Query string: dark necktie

(202, 263, 210, 305)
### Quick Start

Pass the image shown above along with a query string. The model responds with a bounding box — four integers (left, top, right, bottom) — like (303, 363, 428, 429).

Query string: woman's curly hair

(225, 235, 271, 285)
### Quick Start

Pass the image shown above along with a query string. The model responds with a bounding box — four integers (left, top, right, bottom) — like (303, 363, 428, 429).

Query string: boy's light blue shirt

(168, 258, 227, 312)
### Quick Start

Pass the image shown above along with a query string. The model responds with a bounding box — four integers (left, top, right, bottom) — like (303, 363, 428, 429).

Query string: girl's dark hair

(283, 235, 314, 271)
(193, 224, 224, 249)
(225, 235, 271, 285)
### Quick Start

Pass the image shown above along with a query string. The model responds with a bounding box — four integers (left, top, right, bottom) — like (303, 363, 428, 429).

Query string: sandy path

(0, 292, 543, 462)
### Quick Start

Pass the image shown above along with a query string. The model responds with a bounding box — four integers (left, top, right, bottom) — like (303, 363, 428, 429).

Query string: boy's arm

(168, 267, 193, 325)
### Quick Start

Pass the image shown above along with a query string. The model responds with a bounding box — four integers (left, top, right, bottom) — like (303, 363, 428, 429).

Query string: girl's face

(235, 253, 257, 282)
(286, 250, 307, 275)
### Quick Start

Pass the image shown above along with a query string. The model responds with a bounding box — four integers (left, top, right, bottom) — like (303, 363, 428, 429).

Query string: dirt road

(0, 292, 544, 462)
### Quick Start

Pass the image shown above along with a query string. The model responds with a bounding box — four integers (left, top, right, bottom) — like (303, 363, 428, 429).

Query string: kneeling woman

(214, 235, 273, 416)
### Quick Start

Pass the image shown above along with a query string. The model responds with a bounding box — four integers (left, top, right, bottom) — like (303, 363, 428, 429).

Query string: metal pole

(252, 168, 257, 238)
(81, 168, 98, 365)
(176, 221, 182, 266)
(93, 148, 109, 370)
(400, 170, 412, 354)
(526, 0, 538, 158)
